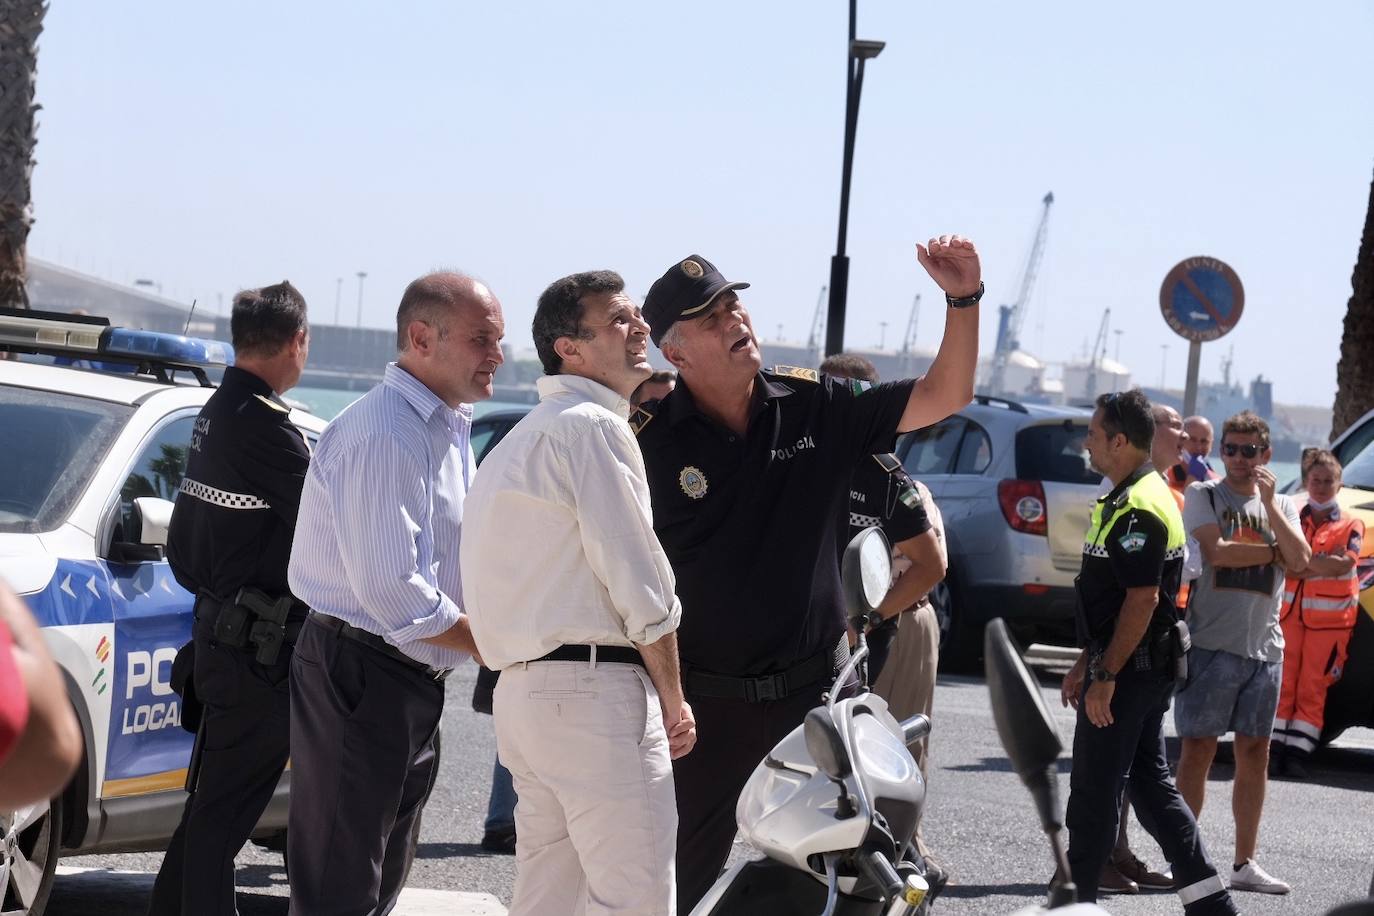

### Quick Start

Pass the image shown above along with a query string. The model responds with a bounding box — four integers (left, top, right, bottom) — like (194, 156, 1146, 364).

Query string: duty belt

(309, 612, 449, 681)
(684, 647, 834, 703)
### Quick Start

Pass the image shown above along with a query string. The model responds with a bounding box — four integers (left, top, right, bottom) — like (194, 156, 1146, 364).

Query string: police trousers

(286, 615, 444, 916)
(148, 611, 293, 916)
(1066, 667, 1236, 914)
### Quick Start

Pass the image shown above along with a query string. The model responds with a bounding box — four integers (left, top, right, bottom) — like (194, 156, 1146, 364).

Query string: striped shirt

(288, 362, 475, 669)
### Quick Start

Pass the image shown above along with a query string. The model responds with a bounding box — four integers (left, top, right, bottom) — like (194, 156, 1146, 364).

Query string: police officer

(635, 238, 982, 911)
(1061, 389, 1236, 915)
(148, 281, 311, 916)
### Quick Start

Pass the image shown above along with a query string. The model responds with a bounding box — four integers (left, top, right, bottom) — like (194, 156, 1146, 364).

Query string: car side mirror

(133, 496, 175, 547)
(841, 526, 891, 625)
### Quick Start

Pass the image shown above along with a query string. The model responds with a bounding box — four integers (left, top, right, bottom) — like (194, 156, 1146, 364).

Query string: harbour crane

(988, 191, 1054, 396)
(1084, 308, 1111, 400)
(900, 293, 921, 375)
(807, 285, 827, 363)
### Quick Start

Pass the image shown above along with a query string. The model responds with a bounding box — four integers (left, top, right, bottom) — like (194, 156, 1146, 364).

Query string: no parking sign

(1159, 257, 1244, 342)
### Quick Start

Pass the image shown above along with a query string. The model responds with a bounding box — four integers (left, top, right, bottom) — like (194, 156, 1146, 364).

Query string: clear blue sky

(28, 1, 1374, 407)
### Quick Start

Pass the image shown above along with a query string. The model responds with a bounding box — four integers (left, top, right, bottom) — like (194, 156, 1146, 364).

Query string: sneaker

(1099, 861, 1140, 895)
(480, 825, 517, 854)
(1230, 859, 1291, 894)
(1282, 755, 1310, 780)
(1113, 851, 1174, 889)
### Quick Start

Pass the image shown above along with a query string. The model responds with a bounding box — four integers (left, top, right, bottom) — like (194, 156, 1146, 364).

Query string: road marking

(53, 867, 508, 915)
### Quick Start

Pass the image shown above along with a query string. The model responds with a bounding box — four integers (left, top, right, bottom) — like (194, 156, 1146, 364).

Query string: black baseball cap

(642, 255, 750, 347)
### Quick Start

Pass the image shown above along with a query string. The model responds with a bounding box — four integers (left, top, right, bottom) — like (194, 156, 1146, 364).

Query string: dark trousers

(148, 614, 292, 916)
(674, 681, 828, 913)
(1066, 668, 1236, 915)
(286, 616, 444, 916)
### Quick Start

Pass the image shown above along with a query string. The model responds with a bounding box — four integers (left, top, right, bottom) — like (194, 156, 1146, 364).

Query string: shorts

(1173, 646, 1281, 738)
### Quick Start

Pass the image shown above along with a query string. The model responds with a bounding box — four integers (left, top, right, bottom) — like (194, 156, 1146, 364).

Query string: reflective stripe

(1289, 719, 1321, 740)
(1177, 873, 1226, 904)
(1288, 733, 1317, 753)
(179, 477, 272, 510)
(1303, 597, 1358, 612)
(1282, 590, 1297, 604)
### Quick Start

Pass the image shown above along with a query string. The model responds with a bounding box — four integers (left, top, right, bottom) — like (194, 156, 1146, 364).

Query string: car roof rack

(971, 393, 1030, 414)
(0, 306, 233, 388)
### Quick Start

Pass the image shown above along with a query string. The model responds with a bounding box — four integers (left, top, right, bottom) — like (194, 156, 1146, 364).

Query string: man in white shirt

(463, 270, 696, 916)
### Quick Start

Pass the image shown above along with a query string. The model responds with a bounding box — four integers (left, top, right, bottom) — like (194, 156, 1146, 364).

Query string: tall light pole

(825, 0, 885, 358)
(355, 271, 367, 329)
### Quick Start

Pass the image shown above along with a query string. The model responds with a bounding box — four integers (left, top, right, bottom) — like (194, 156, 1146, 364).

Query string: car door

(102, 411, 199, 799)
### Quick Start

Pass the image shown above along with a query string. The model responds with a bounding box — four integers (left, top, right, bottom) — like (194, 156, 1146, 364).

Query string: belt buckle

(745, 673, 787, 703)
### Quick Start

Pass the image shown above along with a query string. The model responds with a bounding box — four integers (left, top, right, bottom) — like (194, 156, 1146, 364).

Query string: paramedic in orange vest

(1270, 449, 1364, 779)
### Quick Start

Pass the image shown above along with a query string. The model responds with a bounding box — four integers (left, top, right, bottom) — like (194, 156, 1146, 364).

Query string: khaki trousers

(871, 602, 939, 858)
(495, 660, 677, 916)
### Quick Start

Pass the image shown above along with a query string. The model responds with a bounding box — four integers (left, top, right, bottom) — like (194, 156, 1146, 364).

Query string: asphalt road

(53, 652, 1374, 915)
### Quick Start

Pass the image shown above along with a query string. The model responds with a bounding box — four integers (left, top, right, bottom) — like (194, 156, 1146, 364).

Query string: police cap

(642, 255, 750, 347)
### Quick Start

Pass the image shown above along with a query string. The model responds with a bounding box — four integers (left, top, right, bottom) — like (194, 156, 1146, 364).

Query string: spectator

(631, 369, 676, 407)
(0, 580, 81, 809)
(1177, 415, 1220, 486)
(1174, 410, 1310, 895)
(1271, 450, 1363, 779)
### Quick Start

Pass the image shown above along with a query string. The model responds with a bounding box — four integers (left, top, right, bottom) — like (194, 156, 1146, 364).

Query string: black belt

(309, 613, 449, 681)
(531, 644, 645, 667)
(194, 594, 306, 644)
(685, 648, 834, 703)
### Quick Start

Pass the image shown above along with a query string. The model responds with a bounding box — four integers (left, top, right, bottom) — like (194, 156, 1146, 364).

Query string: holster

(235, 587, 297, 666)
(1170, 618, 1192, 687)
(211, 600, 253, 649)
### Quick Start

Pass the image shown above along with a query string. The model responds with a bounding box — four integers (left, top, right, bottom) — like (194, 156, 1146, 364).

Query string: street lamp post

(355, 271, 367, 329)
(825, 0, 885, 358)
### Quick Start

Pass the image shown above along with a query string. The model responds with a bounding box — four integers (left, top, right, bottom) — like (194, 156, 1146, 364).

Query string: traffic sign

(1159, 257, 1244, 342)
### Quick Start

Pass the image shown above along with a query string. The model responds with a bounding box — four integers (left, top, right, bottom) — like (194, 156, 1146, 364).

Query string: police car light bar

(0, 306, 235, 386)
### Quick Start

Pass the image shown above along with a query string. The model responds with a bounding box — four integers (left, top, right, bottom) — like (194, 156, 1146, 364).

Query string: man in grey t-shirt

(1174, 411, 1310, 895)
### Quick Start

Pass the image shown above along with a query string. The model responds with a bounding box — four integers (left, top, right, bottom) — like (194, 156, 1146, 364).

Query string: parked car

(0, 308, 327, 915)
(471, 408, 530, 465)
(894, 395, 1101, 669)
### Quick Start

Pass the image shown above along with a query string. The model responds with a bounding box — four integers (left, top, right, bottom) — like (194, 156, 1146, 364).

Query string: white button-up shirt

(289, 362, 474, 670)
(462, 374, 681, 671)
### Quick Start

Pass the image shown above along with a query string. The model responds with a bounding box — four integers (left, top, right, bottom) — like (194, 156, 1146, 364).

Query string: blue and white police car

(0, 308, 327, 915)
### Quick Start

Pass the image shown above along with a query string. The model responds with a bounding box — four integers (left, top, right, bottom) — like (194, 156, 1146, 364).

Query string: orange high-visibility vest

(1281, 512, 1363, 630)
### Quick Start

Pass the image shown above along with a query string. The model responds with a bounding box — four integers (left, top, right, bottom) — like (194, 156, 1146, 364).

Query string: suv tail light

(998, 479, 1048, 536)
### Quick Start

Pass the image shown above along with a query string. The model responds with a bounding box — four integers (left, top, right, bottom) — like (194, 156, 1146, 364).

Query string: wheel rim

(1, 804, 52, 914)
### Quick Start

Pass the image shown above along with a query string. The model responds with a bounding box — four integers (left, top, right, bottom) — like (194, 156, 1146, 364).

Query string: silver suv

(894, 395, 1102, 669)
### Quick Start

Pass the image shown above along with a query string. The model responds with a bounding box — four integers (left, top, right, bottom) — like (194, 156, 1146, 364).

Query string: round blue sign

(1159, 257, 1244, 342)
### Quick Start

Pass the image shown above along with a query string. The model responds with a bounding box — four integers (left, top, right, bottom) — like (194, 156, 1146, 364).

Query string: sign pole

(1182, 339, 1202, 417)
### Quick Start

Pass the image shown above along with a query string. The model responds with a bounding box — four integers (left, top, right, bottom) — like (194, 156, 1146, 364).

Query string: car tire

(2, 792, 62, 916)
(931, 573, 982, 673)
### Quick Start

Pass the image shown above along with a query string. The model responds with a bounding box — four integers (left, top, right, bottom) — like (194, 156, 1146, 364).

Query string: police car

(0, 308, 327, 915)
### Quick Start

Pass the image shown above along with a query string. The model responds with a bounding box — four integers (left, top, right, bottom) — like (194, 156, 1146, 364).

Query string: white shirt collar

(535, 374, 630, 419)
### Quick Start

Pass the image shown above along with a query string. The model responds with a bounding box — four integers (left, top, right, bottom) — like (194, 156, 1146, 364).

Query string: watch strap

(945, 280, 985, 309)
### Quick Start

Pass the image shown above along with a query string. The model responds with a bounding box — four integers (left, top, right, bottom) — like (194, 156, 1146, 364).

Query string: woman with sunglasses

(1174, 410, 1311, 896)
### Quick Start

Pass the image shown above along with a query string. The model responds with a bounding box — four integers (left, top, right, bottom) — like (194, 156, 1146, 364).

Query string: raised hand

(916, 234, 982, 299)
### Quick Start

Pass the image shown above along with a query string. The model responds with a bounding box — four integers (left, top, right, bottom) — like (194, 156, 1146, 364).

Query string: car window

(118, 415, 197, 542)
(0, 385, 133, 534)
(1341, 436, 1374, 491)
(1016, 421, 1101, 485)
(953, 421, 993, 474)
(1334, 412, 1374, 469)
(900, 417, 966, 476)
(471, 420, 506, 467)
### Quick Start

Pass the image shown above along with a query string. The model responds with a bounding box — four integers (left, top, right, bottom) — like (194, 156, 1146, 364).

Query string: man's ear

(660, 342, 686, 372)
(405, 319, 433, 354)
(553, 335, 581, 368)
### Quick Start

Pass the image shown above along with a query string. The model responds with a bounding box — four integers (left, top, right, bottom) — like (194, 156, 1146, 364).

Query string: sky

(27, 1, 1374, 407)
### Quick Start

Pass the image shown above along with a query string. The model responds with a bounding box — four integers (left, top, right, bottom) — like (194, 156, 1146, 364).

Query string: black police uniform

(842, 453, 931, 682)
(1065, 467, 1235, 914)
(633, 367, 915, 910)
(148, 365, 310, 916)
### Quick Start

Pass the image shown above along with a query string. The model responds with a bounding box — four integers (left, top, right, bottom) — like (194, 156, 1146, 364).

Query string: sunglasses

(1222, 442, 1264, 459)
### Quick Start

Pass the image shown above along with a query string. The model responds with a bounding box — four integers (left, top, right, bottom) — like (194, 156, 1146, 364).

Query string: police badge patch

(1118, 531, 1148, 553)
(679, 466, 709, 499)
(680, 259, 704, 278)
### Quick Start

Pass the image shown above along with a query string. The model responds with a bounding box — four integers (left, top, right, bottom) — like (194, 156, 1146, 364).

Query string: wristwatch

(945, 281, 985, 309)
(1089, 664, 1117, 683)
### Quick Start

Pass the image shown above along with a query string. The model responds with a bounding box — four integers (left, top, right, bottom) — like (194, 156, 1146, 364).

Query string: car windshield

(1016, 421, 1101, 485)
(0, 384, 133, 533)
(1341, 437, 1374, 491)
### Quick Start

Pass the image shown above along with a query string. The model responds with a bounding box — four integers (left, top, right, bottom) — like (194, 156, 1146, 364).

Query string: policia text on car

(148, 282, 312, 916)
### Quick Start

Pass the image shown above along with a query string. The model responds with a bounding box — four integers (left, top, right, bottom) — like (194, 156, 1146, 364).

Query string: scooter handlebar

(899, 714, 931, 746)
(858, 849, 904, 899)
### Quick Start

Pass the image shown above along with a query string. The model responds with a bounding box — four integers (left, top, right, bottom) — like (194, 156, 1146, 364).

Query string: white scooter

(689, 528, 1114, 916)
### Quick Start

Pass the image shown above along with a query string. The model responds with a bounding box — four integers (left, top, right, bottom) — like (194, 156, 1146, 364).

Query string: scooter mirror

(841, 526, 892, 623)
(804, 707, 852, 782)
(984, 617, 1062, 778)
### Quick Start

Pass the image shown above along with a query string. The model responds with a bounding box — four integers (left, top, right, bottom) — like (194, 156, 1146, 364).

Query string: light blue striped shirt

(288, 362, 475, 669)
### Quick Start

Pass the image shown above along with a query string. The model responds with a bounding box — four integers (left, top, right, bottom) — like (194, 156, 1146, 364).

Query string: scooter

(690, 528, 1115, 916)
(690, 526, 938, 916)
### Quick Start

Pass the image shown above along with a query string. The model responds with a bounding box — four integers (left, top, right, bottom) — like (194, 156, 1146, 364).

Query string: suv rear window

(1016, 422, 1101, 485)
(0, 385, 133, 533)
(1341, 438, 1374, 492)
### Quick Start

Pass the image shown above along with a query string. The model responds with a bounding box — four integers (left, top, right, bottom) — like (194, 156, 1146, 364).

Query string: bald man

(1182, 416, 1219, 484)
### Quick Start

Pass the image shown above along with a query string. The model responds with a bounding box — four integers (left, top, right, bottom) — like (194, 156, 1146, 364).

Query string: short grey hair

(658, 321, 685, 353)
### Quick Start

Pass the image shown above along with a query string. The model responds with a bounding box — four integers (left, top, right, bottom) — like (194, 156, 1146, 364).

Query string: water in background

(290, 385, 528, 422)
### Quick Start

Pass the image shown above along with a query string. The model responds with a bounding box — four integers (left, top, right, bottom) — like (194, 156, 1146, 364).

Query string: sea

(289, 385, 528, 423)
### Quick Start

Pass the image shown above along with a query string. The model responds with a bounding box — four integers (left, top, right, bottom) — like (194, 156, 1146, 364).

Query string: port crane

(1084, 308, 1111, 399)
(899, 293, 920, 375)
(988, 191, 1054, 396)
(807, 285, 827, 363)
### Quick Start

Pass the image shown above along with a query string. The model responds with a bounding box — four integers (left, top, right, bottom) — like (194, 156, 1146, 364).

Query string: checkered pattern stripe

(179, 477, 272, 510)
(849, 511, 881, 529)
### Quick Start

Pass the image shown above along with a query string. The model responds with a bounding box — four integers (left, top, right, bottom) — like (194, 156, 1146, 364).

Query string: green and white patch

(1118, 531, 1148, 553)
